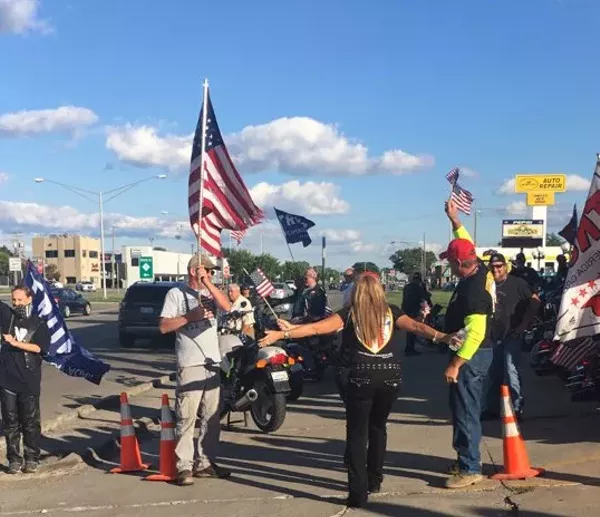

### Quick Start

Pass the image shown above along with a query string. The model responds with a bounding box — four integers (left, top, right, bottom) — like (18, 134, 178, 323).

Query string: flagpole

(274, 207, 296, 262)
(196, 78, 209, 301)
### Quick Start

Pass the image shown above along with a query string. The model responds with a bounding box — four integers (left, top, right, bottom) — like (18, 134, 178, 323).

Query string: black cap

(515, 252, 526, 262)
(489, 253, 507, 265)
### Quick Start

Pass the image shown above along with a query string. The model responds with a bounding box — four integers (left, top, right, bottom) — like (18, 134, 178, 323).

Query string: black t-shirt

(402, 282, 432, 317)
(511, 267, 541, 291)
(0, 303, 51, 396)
(336, 304, 405, 369)
(293, 285, 328, 321)
(444, 265, 494, 349)
(492, 276, 533, 342)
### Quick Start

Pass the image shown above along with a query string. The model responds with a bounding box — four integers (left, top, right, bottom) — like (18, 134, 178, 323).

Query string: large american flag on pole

(445, 167, 474, 215)
(188, 89, 263, 256)
(231, 229, 246, 245)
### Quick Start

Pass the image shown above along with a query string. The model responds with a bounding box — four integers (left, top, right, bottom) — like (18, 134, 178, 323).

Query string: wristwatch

(284, 331, 290, 339)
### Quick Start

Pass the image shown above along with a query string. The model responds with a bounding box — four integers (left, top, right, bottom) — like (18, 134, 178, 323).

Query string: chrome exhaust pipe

(232, 389, 258, 410)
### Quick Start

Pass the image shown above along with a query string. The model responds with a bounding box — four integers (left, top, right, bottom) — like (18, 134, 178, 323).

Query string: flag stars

(580, 288, 588, 298)
(571, 297, 580, 307)
(589, 280, 597, 289)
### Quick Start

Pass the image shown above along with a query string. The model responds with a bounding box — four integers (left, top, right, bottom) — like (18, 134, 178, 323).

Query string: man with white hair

(159, 254, 232, 486)
(226, 283, 255, 336)
(292, 268, 329, 323)
(342, 268, 355, 308)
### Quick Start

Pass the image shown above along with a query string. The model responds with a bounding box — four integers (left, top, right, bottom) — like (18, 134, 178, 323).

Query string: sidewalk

(1, 351, 599, 516)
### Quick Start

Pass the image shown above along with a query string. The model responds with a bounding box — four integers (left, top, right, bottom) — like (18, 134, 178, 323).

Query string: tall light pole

(34, 174, 167, 299)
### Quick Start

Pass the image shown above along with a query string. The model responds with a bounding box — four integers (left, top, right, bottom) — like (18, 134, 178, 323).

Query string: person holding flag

(440, 199, 496, 489)
(0, 285, 51, 474)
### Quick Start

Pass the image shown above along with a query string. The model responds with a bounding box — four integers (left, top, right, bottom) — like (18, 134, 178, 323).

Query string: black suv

(118, 281, 183, 348)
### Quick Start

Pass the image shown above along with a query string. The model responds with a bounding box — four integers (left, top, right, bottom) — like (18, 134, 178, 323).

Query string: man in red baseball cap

(440, 200, 495, 490)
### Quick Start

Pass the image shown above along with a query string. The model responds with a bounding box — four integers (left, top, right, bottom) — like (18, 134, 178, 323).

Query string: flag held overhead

(274, 207, 315, 247)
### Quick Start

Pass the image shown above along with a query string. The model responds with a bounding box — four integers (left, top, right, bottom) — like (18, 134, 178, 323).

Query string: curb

(0, 372, 175, 456)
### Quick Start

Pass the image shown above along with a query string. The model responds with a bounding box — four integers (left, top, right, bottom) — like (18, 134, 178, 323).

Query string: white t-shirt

(226, 295, 255, 332)
(160, 286, 220, 368)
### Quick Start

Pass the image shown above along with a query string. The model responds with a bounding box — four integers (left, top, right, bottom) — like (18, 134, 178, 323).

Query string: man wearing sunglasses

(159, 254, 232, 486)
(483, 253, 540, 421)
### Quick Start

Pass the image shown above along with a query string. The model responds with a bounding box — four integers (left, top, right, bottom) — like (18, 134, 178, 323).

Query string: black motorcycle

(218, 309, 293, 433)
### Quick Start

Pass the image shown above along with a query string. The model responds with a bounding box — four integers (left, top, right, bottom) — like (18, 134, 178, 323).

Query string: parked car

(268, 282, 295, 315)
(118, 281, 181, 348)
(51, 288, 92, 318)
(284, 280, 297, 291)
(76, 280, 97, 292)
(48, 280, 64, 289)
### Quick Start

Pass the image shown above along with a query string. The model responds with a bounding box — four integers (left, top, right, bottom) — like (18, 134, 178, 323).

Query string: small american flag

(445, 167, 474, 215)
(445, 167, 459, 184)
(551, 337, 598, 371)
(249, 268, 275, 298)
(231, 229, 246, 245)
(188, 88, 262, 257)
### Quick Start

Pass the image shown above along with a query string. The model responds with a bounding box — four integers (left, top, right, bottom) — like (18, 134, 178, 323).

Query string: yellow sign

(515, 174, 566, 193)
(526, 192, 555, 206)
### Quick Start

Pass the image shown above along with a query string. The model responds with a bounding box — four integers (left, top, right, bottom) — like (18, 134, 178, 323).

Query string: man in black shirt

(0, 285, 51, 474)
(511, 253, 541, 292)
(291, 268, 328, 323)
(483, 253, 540, 419)
(402, 272, 432, 356)
(441, 200, 495, 490)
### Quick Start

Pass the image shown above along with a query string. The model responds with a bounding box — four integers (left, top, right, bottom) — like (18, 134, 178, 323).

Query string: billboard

(501, 219, 544, 248)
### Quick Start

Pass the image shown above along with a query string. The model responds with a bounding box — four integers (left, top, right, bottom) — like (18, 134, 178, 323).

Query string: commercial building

(32, 234, 102, 285)
(121, 246, 224, 288)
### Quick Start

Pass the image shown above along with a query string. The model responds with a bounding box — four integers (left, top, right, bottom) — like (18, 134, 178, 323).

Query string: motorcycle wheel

(250, 380, 286, 433)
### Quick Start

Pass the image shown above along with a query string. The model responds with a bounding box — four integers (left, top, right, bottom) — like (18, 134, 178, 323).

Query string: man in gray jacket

(160, 254, 232, 486)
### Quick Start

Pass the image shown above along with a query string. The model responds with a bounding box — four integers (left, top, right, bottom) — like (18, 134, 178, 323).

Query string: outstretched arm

(259, 314, 344, 347)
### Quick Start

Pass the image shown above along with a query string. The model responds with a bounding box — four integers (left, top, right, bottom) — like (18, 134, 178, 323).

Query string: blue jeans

(449, 348, 494, 474)
(484, 337, 523, 415)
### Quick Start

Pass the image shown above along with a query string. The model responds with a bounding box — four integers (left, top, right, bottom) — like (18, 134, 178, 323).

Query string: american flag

(231, 229, 246, 245)
(249, 268, 275, 298)
(445, 167, 474, 215)
(188, 89, 263, 257)
(550, 337, 598, 371)
(445, 167, 459, 184)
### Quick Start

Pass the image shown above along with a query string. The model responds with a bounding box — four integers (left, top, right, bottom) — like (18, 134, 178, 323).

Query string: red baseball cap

(439, 239, 477, 261)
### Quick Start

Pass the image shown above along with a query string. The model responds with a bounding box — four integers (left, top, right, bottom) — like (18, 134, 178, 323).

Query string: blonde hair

(350, 274, 389, 347)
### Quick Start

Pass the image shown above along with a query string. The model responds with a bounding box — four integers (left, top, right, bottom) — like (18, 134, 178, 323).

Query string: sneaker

(445, 472, 484, 489)
(193, 463, 231, 479)
(368, 483, 381, 494)
(176, 470, 194, 486)
(7, 462, 21, 475)
(23, 462, 39, 474)
(447, 461, 460, 475)
(345, 496, 367, 508)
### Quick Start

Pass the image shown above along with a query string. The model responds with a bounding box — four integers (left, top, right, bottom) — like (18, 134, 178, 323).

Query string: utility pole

(422, 233, 426, 279)
(321, 236, 327, 290)
(111, 227, 116, 292)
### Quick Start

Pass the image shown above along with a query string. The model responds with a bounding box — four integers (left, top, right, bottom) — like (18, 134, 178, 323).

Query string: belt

(353, 363, 401, 371)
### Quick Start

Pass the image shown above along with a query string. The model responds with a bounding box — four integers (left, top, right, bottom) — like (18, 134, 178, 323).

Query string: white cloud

(0, 172, 9, 185)
(322, 229, 361, 243)
(0, 106, 98, 137)
(0, 0, 51, 34)
(250, 180, 350, 215)
(106, 117, 434, 177)
(105, 125, 191, 170)
(500, 201, 528, 216)
(497, 175, 590, 195)
(459, 167, 478, 178)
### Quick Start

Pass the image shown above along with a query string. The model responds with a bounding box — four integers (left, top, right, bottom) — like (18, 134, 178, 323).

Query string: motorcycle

(217, 309, 293, 433)
(566, 351, 600, 403)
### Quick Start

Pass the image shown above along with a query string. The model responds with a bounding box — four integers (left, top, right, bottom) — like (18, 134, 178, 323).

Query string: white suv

(76, 281, 97, 292)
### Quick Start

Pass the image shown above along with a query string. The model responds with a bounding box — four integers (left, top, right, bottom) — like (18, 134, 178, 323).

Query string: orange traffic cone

(491, 385, 543, 480)
(110, 393, 150, 474)
(144, 394, 177, 482)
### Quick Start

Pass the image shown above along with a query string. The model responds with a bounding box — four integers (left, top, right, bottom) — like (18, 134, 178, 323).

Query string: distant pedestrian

(342, 268, 356, 307)
(402, 272, 432, 356)
(511, 253, 541, 292)
(0, 285, 51, 474)
(483, 253, 540, 420)
(159, 255, 232, 486)
(259, 272, 456, 508)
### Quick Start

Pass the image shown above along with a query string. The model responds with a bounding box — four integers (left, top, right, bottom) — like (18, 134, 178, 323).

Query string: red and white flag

(249, 268, 275, 298)
(188, 87, 262, 256)
(231, 229, 246, 245)
(554, 156, 600, 356)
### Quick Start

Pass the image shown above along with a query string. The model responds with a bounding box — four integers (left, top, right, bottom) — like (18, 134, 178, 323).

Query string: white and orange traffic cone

(110, 392, 150, 474)
(144, 394, 177, 482)
(491, 385, 543, 481)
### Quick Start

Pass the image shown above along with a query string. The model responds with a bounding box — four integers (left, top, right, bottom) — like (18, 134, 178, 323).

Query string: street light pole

(34, 174, 167, 299)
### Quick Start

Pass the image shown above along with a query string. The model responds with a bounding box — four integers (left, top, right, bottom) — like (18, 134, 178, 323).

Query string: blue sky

(0, 0, 598, 269)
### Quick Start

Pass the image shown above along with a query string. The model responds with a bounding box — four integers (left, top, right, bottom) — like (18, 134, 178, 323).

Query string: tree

(153, 246, 167, 251)
(45, 264, 61, 281)
(352, 262, 380, 274)
(389, 247, 436, 274)
(252, 253, 280, 281)
(546, 233, 565, 247)
(223, 248, 256, 281)
(281, 261, 311, 282)
(313, 266, 341, 282)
